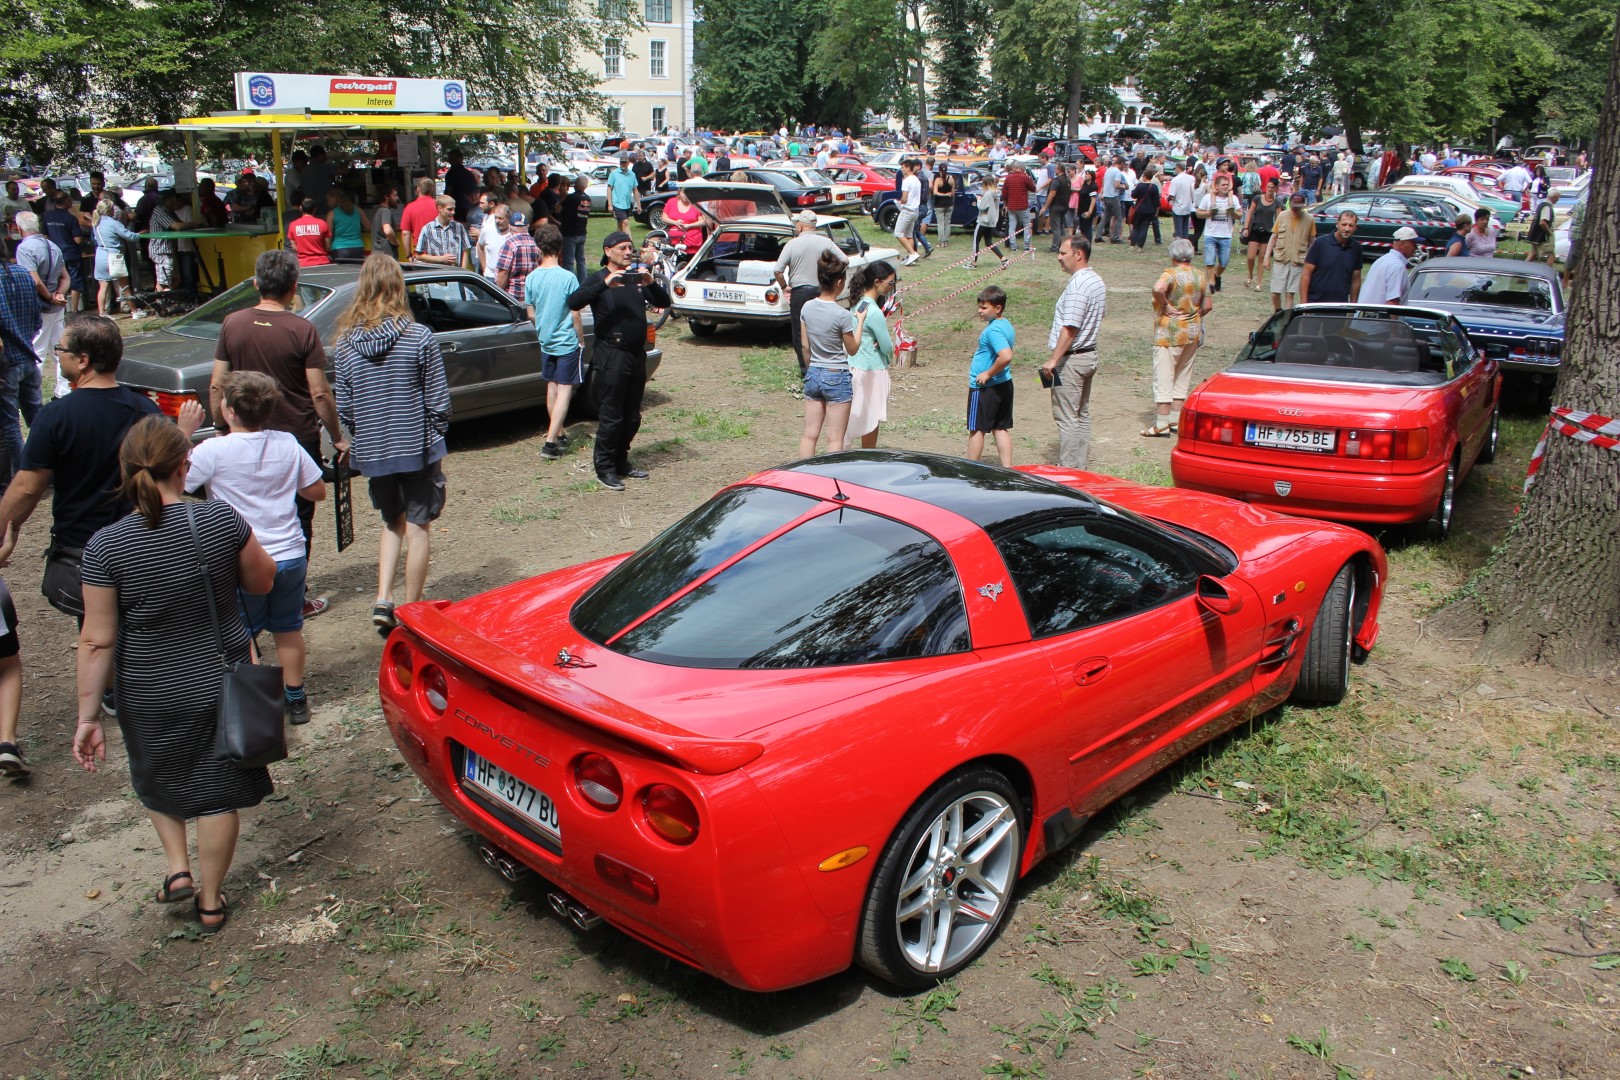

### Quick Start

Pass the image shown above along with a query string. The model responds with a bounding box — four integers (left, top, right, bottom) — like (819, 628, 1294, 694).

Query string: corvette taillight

(419, 665, 449, 714)
(390, 642, 414, 690)
(1343, 428, 1428, 460)
(642, 785, 700, 845)
(575, 754, 624, 810)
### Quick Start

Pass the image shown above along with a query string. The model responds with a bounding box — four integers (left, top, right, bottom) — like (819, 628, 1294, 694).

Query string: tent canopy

(83, 114, 598, 138)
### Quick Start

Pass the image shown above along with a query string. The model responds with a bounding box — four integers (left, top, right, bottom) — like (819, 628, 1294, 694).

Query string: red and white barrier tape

(1523, 407, 1620, 492)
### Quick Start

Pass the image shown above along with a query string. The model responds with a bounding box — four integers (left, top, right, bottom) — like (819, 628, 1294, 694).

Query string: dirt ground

(2, 231, 1616, 1080)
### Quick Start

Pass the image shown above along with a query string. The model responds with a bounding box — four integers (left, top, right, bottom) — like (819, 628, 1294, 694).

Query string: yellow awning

(83, 114, 603, 137)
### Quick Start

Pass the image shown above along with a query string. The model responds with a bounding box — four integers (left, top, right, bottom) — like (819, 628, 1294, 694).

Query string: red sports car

(1172, 304, 1501, 539)
(380, 451, 1386, 991)
(827, 162, 899, 197)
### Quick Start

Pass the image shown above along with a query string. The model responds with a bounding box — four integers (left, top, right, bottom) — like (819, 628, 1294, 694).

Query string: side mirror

(1195, 575, 1243, 616)
(1247, 332, 1258, 345)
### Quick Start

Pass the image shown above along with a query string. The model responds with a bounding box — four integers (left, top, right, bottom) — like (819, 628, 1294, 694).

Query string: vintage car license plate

(1246, 422, 1336, 452)
(462, 749, 561, 843)
(704, 288, 749, 302)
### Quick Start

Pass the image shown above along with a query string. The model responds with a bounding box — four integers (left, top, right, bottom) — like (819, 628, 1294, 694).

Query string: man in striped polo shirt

(1041, 235, 1108, 469)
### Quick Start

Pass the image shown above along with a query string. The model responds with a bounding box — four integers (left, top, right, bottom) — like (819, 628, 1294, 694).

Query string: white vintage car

(667, 182, 902, 337)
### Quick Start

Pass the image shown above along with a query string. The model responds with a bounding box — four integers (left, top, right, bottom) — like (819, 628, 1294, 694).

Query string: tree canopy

(0, 0, 637, 165)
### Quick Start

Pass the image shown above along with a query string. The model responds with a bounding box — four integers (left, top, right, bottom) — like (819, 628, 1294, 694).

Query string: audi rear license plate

(462, 749, 562, 846)
(1246, 422, 1336, 452)
(704, 288, 748, 302)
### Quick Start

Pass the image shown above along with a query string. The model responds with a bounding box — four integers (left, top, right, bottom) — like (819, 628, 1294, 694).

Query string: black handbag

(185, 504, 287, 769)
(41, 543, 86, 618)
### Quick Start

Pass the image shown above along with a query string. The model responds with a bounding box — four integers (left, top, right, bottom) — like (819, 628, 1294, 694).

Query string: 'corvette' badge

(1273, 481, 1292, 496)
(978, 582, 1004, 602)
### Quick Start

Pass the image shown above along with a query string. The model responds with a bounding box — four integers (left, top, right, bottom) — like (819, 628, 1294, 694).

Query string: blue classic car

(1405, 256, 1564, 405)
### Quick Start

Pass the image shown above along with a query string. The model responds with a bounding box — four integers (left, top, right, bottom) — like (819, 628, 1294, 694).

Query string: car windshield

(591, 502, 970, 669)
(1410, 269, 1556, 311)
(164, 280, 332, 341)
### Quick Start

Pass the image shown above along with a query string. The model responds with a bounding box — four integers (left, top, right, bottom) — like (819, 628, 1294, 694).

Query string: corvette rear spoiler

(397, 602, 765, 776)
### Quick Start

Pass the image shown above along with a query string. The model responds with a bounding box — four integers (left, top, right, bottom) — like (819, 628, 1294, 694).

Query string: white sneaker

(902, 253, 919, 266)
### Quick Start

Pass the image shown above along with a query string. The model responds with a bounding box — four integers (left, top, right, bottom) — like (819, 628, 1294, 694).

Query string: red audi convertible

(380, 452, 1386, 991)
(1172, 304, 1501, 540)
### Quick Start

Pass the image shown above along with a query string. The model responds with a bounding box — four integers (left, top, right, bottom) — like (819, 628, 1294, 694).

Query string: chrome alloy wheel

(892, 790, 1019, 973)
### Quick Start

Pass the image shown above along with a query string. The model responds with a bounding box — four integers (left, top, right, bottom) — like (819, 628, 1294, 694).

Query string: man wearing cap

(494, 211, 540, 300)
(607, 154, 641, 230)
(1300, 212, 1364, 305)
(1358, 227, 1418, 305)
(567, 232, 671, 491)
(774, 210, 848, 375)
(1264, 191, 1315, 310)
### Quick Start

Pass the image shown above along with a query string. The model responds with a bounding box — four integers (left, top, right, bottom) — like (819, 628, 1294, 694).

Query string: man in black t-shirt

(632, 151, 655, 196)
(0, 314, 161, 737)
(558, 176, 593, 283)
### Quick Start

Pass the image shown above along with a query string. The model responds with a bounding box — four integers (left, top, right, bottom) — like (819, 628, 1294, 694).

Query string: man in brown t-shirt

(212, 249, 348, 617)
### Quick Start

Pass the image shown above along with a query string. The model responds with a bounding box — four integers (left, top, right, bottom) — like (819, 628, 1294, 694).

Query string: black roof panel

(786, 450, 1096, 528)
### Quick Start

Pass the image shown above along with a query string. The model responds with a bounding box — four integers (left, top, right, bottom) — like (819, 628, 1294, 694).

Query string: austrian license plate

(704, 288, 748, 302)
(462, 749, 561, 844)
(1246, 422, 1337, 452)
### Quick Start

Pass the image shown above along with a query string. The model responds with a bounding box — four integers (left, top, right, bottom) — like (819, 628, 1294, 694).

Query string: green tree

(986, 0, 1126, 137)
(807, 0, 915, 131)
(928, 0, 991, 109)
(694, 0, 809, 129)
(1130, 0, 1289, 147)
(0, 0, 635, 166)
(1536, 0, 1617, 140)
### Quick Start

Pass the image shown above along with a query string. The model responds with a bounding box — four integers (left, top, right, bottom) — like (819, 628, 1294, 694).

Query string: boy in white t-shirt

(183, 373, 326, 725)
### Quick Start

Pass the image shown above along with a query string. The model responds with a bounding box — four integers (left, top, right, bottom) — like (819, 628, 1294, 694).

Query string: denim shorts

(238, 557, 308, 635)
(803, 365, 853, 404)
(1203, 235, 1233, 267)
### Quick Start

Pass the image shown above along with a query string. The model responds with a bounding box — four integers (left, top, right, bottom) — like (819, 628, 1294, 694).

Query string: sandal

(1140, 423, 1175, 438)
(156, 871, 195, 904)
(372, 602, 397, 631)
(999, 258, 1011, 270)
(196, 894, 229, 935)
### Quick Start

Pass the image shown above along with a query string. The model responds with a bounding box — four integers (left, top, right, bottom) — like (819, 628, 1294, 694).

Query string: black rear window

(591, 506, 969, 669)
(572, 486, 814, 642)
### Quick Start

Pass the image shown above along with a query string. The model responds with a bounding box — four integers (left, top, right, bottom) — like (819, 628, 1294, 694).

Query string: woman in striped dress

(73, 417, 276, 934)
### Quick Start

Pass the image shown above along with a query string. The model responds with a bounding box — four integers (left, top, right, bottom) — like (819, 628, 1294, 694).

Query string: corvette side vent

(1259, 617, 1304, 667)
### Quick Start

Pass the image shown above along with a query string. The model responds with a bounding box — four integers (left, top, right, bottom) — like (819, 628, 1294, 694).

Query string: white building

(562, 0, 696, 134)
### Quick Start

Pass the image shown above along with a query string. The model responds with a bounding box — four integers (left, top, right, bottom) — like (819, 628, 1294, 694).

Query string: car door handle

(1073, 657, 1112, 686)
(441, 341, 460, 353)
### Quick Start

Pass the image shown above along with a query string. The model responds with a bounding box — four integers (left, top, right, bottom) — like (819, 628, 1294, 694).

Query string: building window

(646, 0, 672, 21)
(649, 40, 667, 79)
(606, 106, 623, 130)
(597, 0, 630, 16)
(604, 38, 622, 78)
(651, 106, 666, 131)
(543, 107, 563, 125)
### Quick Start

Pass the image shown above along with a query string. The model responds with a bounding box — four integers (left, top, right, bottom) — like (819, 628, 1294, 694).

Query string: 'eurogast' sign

(234, 73, 470, 114)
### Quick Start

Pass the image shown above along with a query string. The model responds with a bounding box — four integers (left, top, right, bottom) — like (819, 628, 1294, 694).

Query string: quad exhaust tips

(547, 890, 603, 931)
(478, 842, 530, 883)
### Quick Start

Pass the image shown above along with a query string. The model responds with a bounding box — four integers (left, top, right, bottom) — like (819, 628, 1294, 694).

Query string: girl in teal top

(326, 188, 369, 260)
(847, 262, 897, 448)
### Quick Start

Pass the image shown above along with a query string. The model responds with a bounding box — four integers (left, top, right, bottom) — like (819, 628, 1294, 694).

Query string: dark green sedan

(114, 264, 661, 436)
(1311, 190, 1462, 261)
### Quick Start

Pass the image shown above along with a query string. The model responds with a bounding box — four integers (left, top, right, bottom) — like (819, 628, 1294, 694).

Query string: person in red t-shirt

(397, 177, 440, 258)
(287, 200, 332, 266)
(1257, 160, 1280, 193)
(999, 163, 1036, 251)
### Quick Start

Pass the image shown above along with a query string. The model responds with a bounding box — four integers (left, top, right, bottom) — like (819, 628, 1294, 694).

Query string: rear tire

(647, 203, 666, 231)
(857, 767, 1023, 989)
(877, 203, 900, 231)
(1291, 563, 1355, 706)
(1477, 406, 1499, 464)
(1421, 454, 1458, 542)
(688, 319, 717, 337)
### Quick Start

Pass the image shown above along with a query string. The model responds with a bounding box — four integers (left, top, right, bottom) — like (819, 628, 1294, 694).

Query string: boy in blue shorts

(183, 373, 326, 724)
(525, 223, 587, 460)
(966, 286, 1016, 467)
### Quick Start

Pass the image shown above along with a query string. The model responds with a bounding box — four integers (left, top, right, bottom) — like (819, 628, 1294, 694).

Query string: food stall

(84, 73, 594, 289)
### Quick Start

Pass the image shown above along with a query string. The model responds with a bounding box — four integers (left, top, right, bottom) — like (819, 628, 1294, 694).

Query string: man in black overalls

(568, 231, 671, 490)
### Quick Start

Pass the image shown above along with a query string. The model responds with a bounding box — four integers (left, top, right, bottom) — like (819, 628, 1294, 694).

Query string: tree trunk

(1064, 64, 1085, 139)
(1347, 123, 1364, 157)
(909, 2, 929, 143)
(1442, 13, 1620, 676)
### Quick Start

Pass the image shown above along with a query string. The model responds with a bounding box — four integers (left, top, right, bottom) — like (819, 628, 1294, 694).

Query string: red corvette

(380, 452, 1386, 991)
(1172, 304, 1501, 539)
